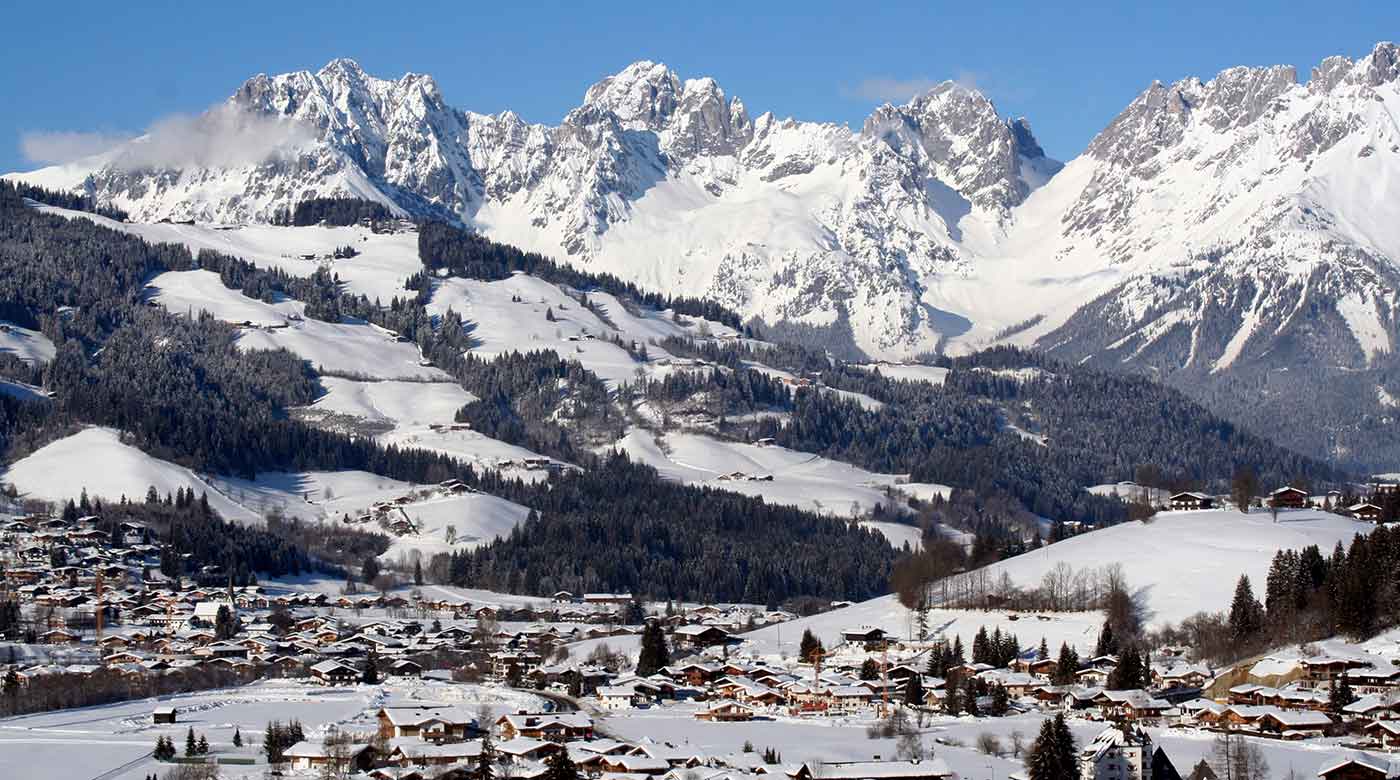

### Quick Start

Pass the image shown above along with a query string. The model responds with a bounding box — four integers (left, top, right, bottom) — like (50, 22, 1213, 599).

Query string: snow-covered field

(738, 507, 1372, 657)
(36, 205, 425, 302)
(426, 273, 737, 388)
(985, 507, 1371, 627)
(596, 700, 1356, 780)
(0, 679, 547, 780)
(308, 376, 476, 429)
(739, 600, 1103, 658)
(852, 362, 951, 386)
(0, 321, 55, 365)
(1085, 482, 1172, 504)
(0, 378, 49, 403)
(149, 269, 446, 380)
(610, 429, 933, 521)
(0, 427, 260, 522)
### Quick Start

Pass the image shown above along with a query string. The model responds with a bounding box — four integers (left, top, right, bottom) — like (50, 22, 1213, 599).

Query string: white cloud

(839, 77, 944, 103)
(19, 104, 315, 170)
(20, 130, 131, 166)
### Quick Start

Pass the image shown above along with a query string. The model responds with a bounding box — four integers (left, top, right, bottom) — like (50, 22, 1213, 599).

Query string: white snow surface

(1, 427, 259, 522)
(739, 507, 1372, 658)
(148, 269, 446, 380)
(610, 429, 906, 518)
(0, 321, 56, 365)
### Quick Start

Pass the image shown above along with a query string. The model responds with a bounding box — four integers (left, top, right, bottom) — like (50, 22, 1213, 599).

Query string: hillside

(739, 506, 1374, 656)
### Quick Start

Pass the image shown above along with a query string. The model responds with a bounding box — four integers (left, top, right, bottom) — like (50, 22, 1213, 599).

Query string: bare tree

(976, 732, 1002, 756)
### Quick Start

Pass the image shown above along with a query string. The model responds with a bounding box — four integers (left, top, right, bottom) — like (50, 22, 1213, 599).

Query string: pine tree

(636, 621, 670, 677)
(990, 684, 1010, 716)
(1054, 642, 1080, 685)
(961, 678, 980, 716)
(1094, 620, 1117, 658)
(478, 731, 496, 780)
(1026, 716, 1059, 780)
(799, 629, 824, 664)
(1052, 713, 1078, 778)
(414, 559, 424, 586)
(972, 626, 990, 665)
(1328, 676, 1357, 715)
(545, 744, 580, 780)
(1229, 574, 1265, 645)
(196, 734, 209, 755)
(233, 726, 242, 747)
(952, 635, 966, 665)
(861, 658, 880, 680)
(1037, 637, 1049, 661)
(904, 673, 924, 706)
(185, 727, 197, 757)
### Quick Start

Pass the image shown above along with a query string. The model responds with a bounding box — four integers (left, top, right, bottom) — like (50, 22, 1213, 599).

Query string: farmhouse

(1270, 486, 1309, 509)
(1170, 492, 1215, 511)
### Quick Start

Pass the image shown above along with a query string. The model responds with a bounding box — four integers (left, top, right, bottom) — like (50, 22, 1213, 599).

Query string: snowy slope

(207, 469, 532, 562)
(740, 506, 1373, 656)
(0, 321, 56, 365)
(148, 269, 446, 380)
(610, 429, 946, 523)
(0, 427, 259, 522)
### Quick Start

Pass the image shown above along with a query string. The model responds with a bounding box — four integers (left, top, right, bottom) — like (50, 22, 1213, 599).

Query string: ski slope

(0, 321, 55, 365)
(0, 427, 259, 522)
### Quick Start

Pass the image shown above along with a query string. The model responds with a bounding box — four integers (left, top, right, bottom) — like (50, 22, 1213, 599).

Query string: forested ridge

(0, 184, 891, 602)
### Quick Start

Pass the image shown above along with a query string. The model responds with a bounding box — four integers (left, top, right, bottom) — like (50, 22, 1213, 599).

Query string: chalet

(1258, 709, 1332, 735)
(496, 737, 562, 762)
(841, 626, 888, 646)
(1080, 724, 1154, 780)
(309, 659, 359, 685)
(496, 713, 594, 742)
(597, 686, 645, 711)
(388, 659, 423, 678)
(596, 755, 672, 775)
(152, 706, 178, 724)
(284, 741, 376, 773)
(1270, 486, 1309, 510)
(694, 700, 755, 722)
(1365, 720, 1400, 751)
(790, 760, 953, 780)
(388, 741, 482, 768)
(1316, 754, 1399, 780)
(376, 705, 479, 741)
(1170, 492, 1215, 511)
(1304, 657, 1370, 684)
(1350, 503, 1386, 522)
(672, 624, 732, 649)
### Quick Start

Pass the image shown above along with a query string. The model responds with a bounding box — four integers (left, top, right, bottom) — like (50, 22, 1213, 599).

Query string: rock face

(13, 44, 1400, 465)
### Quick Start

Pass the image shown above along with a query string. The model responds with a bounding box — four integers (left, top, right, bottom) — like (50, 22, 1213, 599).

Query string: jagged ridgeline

(27, 48, 1399, 468)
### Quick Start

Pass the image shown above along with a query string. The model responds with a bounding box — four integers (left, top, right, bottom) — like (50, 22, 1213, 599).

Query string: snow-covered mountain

(10, 44, 1400, 464)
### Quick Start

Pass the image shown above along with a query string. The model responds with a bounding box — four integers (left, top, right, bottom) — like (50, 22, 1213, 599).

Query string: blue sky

(3, 0, 1395, 172)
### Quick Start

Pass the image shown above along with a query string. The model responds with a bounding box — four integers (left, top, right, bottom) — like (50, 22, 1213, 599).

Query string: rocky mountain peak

(581, 60, 684, 131)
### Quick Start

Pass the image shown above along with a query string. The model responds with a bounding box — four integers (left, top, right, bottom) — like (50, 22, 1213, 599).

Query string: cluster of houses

(279, 702, 955, 780)
(1163, 481, 1399, 521)
(0, 508, 795, 700)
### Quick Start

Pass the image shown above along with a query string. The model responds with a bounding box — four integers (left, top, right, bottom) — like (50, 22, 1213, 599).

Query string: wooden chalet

(1170, 492, 1215, 511)
(1270, 486, 1309, 509)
